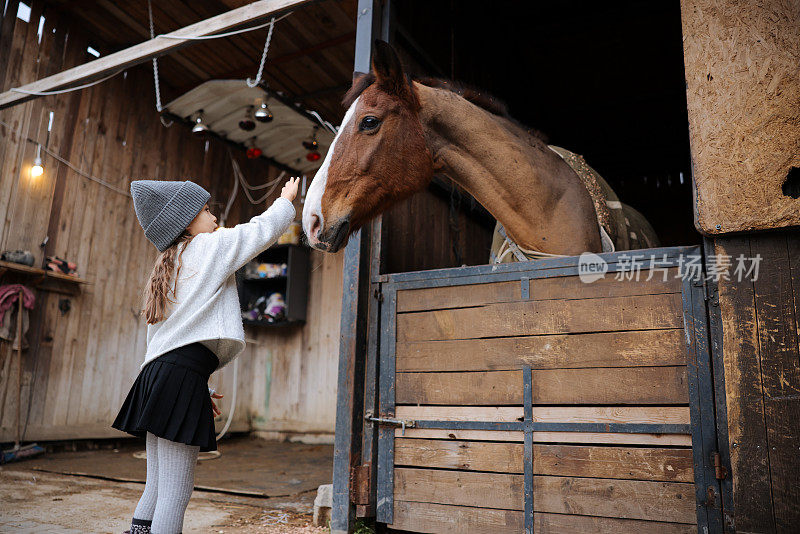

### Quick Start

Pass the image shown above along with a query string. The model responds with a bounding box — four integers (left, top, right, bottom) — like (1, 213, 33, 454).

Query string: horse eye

(359, 116, 381, 131)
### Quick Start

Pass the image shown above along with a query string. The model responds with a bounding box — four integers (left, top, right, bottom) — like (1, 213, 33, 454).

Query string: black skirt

(113, 343, 220, 452)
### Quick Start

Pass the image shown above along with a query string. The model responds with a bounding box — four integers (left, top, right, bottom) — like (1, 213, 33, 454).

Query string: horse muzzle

(315, 216, 351, 253)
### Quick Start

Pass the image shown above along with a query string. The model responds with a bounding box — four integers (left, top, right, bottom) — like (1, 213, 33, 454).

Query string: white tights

(133, 432, 200, 534)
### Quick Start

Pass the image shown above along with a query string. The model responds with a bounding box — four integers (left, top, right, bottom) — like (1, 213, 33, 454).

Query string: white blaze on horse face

(302, 96, 361, 247)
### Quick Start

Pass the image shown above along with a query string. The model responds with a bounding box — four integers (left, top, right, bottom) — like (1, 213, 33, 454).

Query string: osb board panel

(680, 0, 800, 233)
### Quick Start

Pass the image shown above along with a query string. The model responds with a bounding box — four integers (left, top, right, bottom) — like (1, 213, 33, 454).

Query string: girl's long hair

(142, 231, 195, 324)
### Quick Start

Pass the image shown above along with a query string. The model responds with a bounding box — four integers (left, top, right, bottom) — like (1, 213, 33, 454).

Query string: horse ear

(372, 40, 409, 97)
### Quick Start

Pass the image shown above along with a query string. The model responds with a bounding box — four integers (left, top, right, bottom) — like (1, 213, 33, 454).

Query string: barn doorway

(379, 0, 697, 275)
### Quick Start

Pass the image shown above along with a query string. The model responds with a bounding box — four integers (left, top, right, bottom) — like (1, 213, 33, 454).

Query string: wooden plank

(714, 237, 774, 531)
(396, 269, 681, 312)
(0, 0, 314, 109)
(396, 428, 692, 446)
(398, 293, 684, 342)
(394, 439, 694, 482)
(390, 501, 698, 534)
(396, 328, 688, 372)
(390, 500, 522, 533)
(397, 280, 519, 312)
(393, 468, 696, 523)
(751, 233, 800, 529)
(396, 367, 689, 405)
(395, 406, 690, 426)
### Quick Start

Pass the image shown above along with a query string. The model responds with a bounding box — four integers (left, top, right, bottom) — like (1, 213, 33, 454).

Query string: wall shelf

(0, 260, 89, 295)
(236, 244, 309, 328)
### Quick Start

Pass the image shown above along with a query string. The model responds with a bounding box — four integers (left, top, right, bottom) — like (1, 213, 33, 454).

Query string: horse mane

(342, 73, 548, 142)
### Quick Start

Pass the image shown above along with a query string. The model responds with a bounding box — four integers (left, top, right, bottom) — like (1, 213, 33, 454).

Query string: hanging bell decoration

(254, 98, 273, 123)
(191, 110, 208, 136)
(246, 137, 262, 159)
(303, 126, 321, 161)
(239, 106, 256, 131)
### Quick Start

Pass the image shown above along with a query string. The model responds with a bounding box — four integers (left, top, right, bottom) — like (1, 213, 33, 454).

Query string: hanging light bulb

(239, 106, 256, 131)
(31, 145, 44, 178)
(254, 98, 273, 123)
(246, 137, 262, 159)
(192, 110, 208, 135)
(31, 157, 44, 177)
(303, 126, 321, 161)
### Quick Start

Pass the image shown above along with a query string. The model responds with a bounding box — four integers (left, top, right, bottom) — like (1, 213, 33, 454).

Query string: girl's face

(187, 204, 218, 235)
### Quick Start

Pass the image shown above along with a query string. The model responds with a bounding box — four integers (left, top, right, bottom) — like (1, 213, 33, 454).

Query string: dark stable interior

(380, 0, 698, 274)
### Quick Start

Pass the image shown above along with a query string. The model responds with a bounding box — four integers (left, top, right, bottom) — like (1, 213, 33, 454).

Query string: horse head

(302, 40, 434, 252)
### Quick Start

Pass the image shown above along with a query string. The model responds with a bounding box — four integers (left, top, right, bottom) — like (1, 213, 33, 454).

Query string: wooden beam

(192, 31, 356, 92)
(93, 0, 209, 80)
(0, 0, 313, 109)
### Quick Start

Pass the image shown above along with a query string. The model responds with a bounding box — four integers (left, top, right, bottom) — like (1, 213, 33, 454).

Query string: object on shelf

(46, 256, 78, 276)
(244, 261, 287, 279)
(264, 292, 286, 321)
(237, 243, 309, 326)
(277, 221, 302, 245)
(0, 284, 35, 350)
(1, 250, 34, 267)
(242, 295, 266, 321)
(241, 291, 286, 323)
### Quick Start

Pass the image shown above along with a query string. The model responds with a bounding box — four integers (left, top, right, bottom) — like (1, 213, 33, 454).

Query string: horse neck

(414, 83, 601, 255)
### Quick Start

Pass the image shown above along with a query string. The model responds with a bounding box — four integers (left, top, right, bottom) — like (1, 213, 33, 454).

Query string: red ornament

(306, 151, 321, 162)
(247, 147, 262, 159)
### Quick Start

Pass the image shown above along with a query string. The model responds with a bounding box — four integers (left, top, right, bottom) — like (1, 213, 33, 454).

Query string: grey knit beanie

(130, 180, 210, 252)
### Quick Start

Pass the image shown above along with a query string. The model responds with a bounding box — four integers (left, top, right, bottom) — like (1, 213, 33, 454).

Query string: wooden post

(330, 2, 384, 532)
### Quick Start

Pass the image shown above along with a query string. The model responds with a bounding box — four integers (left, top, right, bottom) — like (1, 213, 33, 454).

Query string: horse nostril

(310, 214, 321, 239)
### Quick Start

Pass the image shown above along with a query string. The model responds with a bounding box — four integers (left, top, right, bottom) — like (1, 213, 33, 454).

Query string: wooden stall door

(373, 246, 724, 533)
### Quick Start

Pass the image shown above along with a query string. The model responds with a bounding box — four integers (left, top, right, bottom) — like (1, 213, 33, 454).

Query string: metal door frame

(371, 245, 725, 532)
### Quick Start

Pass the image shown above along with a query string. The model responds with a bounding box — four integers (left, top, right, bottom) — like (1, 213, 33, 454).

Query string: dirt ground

(0, 436, 332, 533)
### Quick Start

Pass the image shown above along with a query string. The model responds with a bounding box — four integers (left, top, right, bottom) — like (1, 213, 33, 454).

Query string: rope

(147, 0, 173, 127)
(246, 17, 276, 88)
(494, 224, 568, 264)
(41, 144, 131, 196)
(227, 150, 286, 205)
(0, 119, 131, 197)
(158, 12, 292, 40)
(7, 10, 292, 99)
(306, 109, 338, 134)
(215, 358, 238, 441)
(10, 69, 123, 96)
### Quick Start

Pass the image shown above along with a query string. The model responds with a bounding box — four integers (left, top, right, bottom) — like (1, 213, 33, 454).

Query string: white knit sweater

(140, 197, 296, 371)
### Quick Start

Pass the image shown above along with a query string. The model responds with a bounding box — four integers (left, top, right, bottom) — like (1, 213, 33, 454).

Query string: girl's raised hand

(280, 177, 300, 202)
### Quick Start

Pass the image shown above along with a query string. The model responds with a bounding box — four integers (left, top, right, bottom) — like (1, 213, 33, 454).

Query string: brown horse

(302, 40, 655, 256)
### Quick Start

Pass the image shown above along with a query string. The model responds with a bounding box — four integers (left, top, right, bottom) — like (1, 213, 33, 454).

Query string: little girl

(113, 176, 299, 534)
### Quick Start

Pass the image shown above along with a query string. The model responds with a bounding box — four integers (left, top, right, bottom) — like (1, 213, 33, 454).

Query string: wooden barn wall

(381, 186, 494, 274)
(680, 0, 800, 234)
(714, 229, 800, 532)
(0, 1, 342, 443)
